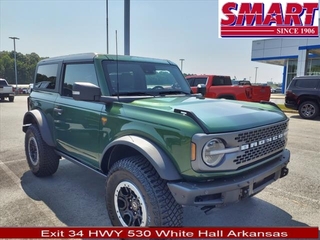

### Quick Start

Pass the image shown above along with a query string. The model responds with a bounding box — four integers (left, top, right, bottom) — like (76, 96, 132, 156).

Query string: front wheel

(299, 101, 319, 119)
(106, 156, 183, 227)
(9, 97, 14, 102)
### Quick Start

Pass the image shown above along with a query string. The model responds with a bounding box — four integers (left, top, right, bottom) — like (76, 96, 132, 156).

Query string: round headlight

(202, 138, 225, 167)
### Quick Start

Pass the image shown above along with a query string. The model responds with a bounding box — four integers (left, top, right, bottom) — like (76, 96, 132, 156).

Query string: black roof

(294, 75, 320, 80)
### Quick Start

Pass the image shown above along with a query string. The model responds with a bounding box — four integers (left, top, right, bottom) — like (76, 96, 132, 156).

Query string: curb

(282, 110, 298, 113)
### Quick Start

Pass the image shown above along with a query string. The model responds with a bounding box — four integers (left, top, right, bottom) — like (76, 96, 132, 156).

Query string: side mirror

(72, 82, 101, 101)
(197, 84, 206, 96)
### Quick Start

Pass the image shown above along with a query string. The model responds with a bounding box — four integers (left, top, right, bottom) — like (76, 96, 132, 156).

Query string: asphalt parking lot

(0, 96, 319, 238)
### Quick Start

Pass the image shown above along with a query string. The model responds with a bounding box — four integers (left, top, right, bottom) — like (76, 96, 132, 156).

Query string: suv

(23, 53, 290, 227)
(285, 76, 320, 119)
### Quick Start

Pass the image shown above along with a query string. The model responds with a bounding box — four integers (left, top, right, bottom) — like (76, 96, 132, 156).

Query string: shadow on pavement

(0, 99, 14, 103)
(20, 160, 310, 228)
(289, 115, 320, 121)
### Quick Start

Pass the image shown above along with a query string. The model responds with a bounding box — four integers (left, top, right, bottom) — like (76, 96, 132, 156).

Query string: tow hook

(280, 167, 289, 178)
(240, 187, 250, 199)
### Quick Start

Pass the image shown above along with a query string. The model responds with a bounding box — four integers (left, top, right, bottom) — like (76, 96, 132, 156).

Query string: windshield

(102, 60, 191, 96)
(0, 80, 8, 86)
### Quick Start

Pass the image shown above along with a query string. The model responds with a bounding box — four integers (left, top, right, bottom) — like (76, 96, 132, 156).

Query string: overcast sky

(0, 0, 285, 83)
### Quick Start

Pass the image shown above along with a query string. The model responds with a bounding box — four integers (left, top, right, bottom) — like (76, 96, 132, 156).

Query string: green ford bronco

(23, 53, 290, 227)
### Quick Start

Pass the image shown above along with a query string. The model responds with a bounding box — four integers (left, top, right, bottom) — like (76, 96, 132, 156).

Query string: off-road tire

(25, 125, 59, 177)
(298, 101, 319, 119)
(106, 156, 183, 227)
(9, 97, 14, 102)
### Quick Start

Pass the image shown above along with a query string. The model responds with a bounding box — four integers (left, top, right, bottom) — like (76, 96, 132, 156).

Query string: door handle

(54, 107, 63, 115)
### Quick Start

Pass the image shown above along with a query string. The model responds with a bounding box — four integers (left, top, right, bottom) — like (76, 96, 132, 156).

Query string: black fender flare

(102, 135, 182, 181)
(22, 109, 55, 147)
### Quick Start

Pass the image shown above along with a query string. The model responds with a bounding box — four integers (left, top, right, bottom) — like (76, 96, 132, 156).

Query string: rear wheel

(298, 101, 319, 119)
(25, 125, 60, 177)
(106, 156, 183, 227)
(9, 97, 14, 102)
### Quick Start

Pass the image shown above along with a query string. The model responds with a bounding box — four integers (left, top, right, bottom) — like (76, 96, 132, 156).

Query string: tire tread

(298, 101, 319, 119)
(107, 156, 183, 226)
(25, 125, 59, 177)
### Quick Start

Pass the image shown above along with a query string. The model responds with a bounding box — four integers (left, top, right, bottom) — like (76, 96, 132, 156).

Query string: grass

(277, 104, 298, 113)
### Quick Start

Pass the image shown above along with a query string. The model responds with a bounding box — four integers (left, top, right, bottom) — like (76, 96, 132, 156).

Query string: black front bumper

(285, 103, 298, 110)
(167, 149, 290, 207)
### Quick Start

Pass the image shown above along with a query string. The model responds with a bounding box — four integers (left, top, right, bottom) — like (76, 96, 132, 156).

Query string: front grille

(234, 139, 285, 165)
(233, 122, 288, 165)
(235, 122, 288, 143)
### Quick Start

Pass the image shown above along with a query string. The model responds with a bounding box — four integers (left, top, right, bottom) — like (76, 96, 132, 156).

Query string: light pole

(9, 37, 19, 93)
(124, 0, 130, 55)
(254, 67, 258, 84)
(179, 59, 185, 72)
(106, 0, 109, 54)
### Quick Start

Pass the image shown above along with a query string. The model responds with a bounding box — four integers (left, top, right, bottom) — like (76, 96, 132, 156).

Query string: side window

(186, 78, 194, 87)
(212, 76, 232, 86)
(193, 77, 207, 87)
(62, 63, 98, 97)
(296, 79, 319, 89)
(35, 64, 58, 90)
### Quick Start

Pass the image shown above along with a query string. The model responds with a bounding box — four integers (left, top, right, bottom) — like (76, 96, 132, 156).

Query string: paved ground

(0, 96, 319, 239)
(270, 94, 285, 104)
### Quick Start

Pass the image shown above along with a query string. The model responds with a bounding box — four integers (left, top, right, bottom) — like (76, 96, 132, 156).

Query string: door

(53, 62, 104, 168)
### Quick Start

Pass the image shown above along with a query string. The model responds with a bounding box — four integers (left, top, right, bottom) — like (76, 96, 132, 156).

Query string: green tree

(0, 51, 45, 84)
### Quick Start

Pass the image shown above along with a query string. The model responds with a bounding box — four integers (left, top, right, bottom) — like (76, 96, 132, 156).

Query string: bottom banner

(0, 227, 318, 239)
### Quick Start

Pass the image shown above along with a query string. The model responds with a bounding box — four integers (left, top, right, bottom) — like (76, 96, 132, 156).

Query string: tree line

(0, 51, 197, 85)
(0, 51, 47, 85)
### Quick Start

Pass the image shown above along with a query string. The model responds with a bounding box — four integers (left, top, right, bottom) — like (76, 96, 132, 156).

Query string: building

(251, 37, 320, 93)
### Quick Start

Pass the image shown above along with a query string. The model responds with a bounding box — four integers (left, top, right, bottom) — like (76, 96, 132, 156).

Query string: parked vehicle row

(271, 87, 282, 93)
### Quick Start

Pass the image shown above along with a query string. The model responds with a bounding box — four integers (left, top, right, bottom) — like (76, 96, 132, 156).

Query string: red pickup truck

(186, 75, 271, 102)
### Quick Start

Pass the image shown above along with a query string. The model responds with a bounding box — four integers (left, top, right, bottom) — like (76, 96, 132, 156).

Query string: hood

(130, 96, 287, 133)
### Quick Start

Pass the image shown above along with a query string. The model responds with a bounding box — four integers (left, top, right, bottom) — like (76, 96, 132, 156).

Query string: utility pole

(179, 59, 185, 72)
(254, 67, 258, 84)
(9, 36, 19, 94)
(124, 0, 130, 55)
(106, 0, 109, 54)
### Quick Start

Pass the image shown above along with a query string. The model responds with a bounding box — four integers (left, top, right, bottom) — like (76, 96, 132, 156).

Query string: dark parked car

(271, 87, 282, 94)
(285, 76, 320, 119)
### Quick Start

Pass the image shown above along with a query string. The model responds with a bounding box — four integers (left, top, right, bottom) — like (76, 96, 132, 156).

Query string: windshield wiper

(158, 90, 190, 96)
(112, 92, 156, 97)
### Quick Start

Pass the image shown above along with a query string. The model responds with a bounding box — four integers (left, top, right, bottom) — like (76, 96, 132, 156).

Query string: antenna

(115, 30, 120, 101)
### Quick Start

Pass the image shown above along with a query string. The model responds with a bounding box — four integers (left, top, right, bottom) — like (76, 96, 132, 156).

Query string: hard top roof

(38, 52, 175, 65)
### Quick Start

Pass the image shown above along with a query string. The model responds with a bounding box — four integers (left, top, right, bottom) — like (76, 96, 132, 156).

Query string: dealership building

(251, 37, 320, 93)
